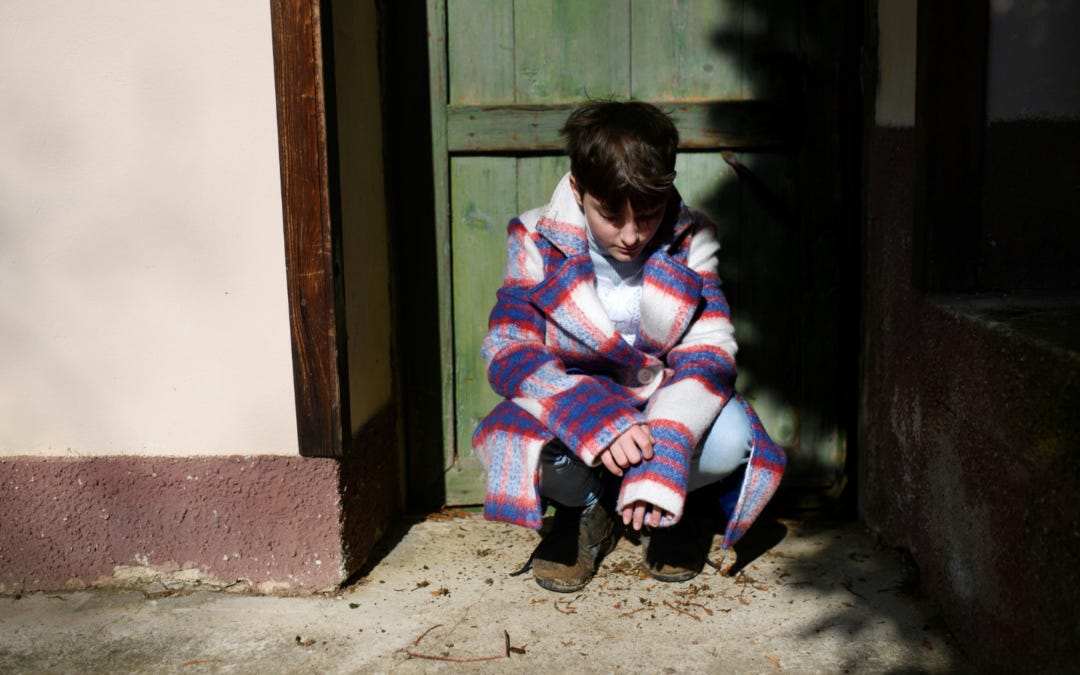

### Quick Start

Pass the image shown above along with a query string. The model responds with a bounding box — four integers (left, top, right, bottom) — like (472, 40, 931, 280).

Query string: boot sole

(533, 574, 590, 593)
(644, 565, 701, 583)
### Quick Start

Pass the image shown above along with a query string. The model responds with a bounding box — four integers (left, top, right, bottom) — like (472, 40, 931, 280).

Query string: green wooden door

(428, 0, 849, 505)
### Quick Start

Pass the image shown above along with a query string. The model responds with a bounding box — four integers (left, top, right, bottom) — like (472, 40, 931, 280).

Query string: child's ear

(569, 174, 583, 206)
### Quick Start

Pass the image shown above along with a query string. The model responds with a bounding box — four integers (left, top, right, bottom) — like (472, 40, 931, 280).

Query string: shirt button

(636, 368, 654, 385)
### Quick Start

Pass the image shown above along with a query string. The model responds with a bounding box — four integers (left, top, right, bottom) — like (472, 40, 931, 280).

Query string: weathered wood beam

(446, 101, 797, 153)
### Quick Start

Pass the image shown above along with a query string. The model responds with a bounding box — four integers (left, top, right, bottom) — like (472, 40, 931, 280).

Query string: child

(472, 101, 786, 592)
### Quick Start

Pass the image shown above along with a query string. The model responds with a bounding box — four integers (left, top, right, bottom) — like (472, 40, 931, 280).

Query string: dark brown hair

(560, 100, 679, 209)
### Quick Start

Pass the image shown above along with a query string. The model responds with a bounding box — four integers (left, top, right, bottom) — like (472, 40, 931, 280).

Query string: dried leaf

(425, 508, 472, 521)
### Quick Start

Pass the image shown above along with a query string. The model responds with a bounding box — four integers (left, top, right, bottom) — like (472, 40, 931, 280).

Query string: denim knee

(688, 398, 752, 492)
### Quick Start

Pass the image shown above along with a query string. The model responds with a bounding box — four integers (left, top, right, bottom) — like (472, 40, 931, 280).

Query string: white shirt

(586, 226, 646, 345)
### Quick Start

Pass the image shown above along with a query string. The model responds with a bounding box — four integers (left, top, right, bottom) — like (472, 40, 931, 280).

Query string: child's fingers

(648, 509, 664, 527)
(610, 441, 629, 468)
(632, 424, 654, 460)
(599, 450, 623, 476)
(613, 435, 641, 467)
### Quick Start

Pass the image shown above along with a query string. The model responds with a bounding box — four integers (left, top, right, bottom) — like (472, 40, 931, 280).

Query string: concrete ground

(0, 512, 964, 673)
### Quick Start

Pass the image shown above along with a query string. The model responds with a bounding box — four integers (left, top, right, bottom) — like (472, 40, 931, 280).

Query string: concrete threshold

(0, 513, 963, 673)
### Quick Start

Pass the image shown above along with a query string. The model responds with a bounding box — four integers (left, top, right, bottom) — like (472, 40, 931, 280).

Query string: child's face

(571, 179, 665, 262)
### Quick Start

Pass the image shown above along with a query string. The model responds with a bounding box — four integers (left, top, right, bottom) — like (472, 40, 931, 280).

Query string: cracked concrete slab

(0, 513, 964, 673)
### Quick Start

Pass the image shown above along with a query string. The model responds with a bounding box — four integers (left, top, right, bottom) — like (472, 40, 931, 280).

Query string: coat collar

(534, 172, 697, 260)
(528, 173, 704, 359)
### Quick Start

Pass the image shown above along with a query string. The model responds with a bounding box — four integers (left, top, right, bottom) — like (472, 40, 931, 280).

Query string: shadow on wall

(698, 0, 860, 507)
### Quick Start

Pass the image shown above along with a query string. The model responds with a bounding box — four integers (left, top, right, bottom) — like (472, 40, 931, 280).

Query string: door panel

(447, 156, 516, 502)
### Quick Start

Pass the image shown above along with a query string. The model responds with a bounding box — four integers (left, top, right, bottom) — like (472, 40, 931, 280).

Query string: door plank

(631, 0, 743, 101)
(514, 0, 631, 103)
(729, 151, 802, 454)
(449, 156, 517, 503)
(517, 155, 571, 214)
(447, 0, 515, 104)
(426, 0, 457, 472)
(740, 0, 800, 100)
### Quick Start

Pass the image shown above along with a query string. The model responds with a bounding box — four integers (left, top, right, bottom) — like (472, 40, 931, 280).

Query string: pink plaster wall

(0, 454, 375, 593)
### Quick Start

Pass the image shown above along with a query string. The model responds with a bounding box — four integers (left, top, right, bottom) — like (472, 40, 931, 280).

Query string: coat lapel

(636, 249, 703, 355)
(637, 202, 703, 355)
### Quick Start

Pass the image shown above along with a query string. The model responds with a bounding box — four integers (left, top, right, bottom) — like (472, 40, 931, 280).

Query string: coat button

(636, 368, 654, 385)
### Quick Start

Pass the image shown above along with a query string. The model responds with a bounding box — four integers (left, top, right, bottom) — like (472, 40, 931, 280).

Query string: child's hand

(597, 424, 654, 476)
(622, 500, 672, 530)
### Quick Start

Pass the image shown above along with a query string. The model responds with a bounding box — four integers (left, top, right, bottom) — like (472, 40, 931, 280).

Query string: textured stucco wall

(0, 0, 297, 456)
(0, 407, 398, 593)
(0, 456, 344, 592)
(860, 126, 1080, 670)
(0, 3, 402, 593)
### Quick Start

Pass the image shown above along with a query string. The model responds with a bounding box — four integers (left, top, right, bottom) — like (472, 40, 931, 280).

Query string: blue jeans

(688, 397, 752, 491)
(539, 398, 753, 507)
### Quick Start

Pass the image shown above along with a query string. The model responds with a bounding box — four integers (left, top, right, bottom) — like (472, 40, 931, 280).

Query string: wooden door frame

(267, 0, 449, 506)
(269, 0, 350, 458)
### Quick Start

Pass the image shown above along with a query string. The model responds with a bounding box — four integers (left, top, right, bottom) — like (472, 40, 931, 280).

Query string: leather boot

(642, 505, 713, 582)
(532, 502, 617, 593)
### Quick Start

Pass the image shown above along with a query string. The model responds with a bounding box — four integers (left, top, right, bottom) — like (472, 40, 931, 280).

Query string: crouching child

(472, 100, 786, 592)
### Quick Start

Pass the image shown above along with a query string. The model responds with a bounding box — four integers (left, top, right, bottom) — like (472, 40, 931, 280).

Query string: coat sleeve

(618, 217, 738, 522)
(481, 219, 645, 465)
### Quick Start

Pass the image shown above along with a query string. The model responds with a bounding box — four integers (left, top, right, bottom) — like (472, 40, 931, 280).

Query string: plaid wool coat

(472, 173, 785, 549)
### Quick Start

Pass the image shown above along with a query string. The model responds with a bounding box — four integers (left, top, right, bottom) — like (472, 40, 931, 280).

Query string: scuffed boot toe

(532, 503, 617, 593)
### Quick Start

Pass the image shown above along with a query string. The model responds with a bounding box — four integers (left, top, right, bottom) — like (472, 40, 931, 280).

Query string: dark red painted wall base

(0, 410, 398, 593)
(860, 126, 1080, 670)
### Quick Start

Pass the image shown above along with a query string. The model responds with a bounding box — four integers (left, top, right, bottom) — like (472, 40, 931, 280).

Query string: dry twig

(677, 600, 714, 616)
(412, 624, 442, 647)
(404, 625, 524, 663)
(618, 606, 653, 618)
(663, 600, 702, 621)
